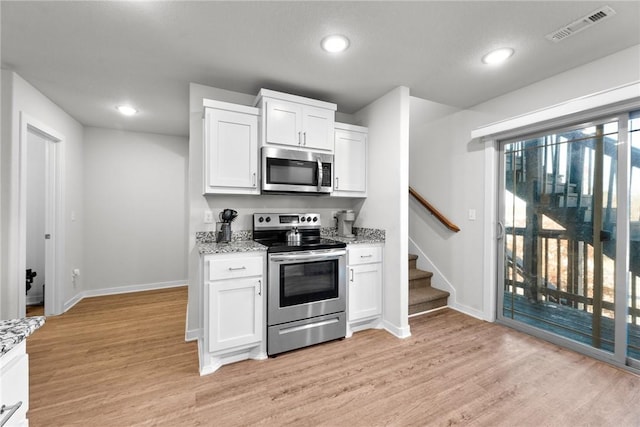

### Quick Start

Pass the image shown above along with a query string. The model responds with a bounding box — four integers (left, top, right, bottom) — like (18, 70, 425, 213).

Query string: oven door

(262, 147, 333, 194)
(268, 249, 346, 326)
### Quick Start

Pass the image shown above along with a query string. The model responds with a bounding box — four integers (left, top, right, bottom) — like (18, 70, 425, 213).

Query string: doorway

(497, 110, 640, 369)
(25, 130, 51, 315)
(17, 113, 64, 317)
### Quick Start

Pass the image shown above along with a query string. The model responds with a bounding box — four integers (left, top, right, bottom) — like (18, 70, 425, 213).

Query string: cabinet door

(348, 263, 382, 321)
(265, 100, 301, 147)
(302, 105, 335, 151)
(334, 129, 367, 195)
(0, 347, 29, 426)
(204, 108, 258, 194)
(208, 278, 263, 353)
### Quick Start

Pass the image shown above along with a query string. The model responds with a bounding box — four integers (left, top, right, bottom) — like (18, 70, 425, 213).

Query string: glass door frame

(496, 110, 635, 371)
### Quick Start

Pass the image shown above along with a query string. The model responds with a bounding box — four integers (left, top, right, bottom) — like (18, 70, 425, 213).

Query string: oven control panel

(254, 213, 321, 229)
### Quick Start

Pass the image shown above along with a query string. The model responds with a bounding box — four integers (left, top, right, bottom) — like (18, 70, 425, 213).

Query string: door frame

(17, 112, 65, 316)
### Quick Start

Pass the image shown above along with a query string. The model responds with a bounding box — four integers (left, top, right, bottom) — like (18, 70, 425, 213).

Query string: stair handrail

(409, 186, 461, 233)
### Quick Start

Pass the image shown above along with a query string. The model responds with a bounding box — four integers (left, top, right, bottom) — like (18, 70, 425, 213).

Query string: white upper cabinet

(256, 89, 336, 152)
(203, 99, 259, 195)
(333, 123, 368, 197)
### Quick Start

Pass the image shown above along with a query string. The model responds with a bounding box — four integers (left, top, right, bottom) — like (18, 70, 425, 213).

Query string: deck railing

(505, 226, 640, 324)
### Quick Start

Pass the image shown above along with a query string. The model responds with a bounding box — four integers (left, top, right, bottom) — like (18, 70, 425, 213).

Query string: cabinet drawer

(208, 256, 263, 281)
(348, 246, 382, 265)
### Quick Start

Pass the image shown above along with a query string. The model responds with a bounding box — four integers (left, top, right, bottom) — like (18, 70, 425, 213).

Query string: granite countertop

(198, 240, 267, 255)
(323, 227, 386, 245)
(330, 235, 386, 244)
(196, 226, 384, 254)
(1, 316, 45, 357)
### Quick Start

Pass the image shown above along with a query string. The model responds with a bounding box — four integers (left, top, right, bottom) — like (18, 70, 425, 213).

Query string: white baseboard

(63, 280, 187, 313)
(449, 301, 491, 322)
(382, 319, 411, 339)
(26, 294, 43, 305)
(185, 328, 201, 342)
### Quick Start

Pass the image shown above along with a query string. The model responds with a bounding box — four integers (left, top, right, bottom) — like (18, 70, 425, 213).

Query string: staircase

(409, 254, 449, 314)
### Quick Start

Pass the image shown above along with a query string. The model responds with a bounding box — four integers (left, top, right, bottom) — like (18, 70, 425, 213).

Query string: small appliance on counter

(217, 208, 238, 243)
(336, 210, 356, 238)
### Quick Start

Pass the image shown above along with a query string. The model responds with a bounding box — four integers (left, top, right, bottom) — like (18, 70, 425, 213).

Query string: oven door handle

(270, 250, 346, 263)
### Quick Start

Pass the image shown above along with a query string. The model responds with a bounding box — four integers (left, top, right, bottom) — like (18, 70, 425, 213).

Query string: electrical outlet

(204, 210, 214, 224)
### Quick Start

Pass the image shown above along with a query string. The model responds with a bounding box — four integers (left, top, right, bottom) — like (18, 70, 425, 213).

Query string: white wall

(0, 70, 84, 319)
(83, 127, 188, 292)
(355, 86, 411, 338)
(186, 83, 362, 339)
(409, 45, 640, 321)
(25, 131, 47, 303)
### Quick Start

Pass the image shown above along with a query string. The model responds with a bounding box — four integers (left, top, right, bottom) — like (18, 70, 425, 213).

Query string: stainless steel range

(253, 213, 347, 356)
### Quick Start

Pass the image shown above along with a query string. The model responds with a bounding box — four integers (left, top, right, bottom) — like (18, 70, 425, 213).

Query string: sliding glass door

(498, 110, 639, 368)
(629, 111, 640, 367)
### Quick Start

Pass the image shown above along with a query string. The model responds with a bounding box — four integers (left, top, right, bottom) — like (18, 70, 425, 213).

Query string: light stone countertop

(1, 316, 45, 357)
(322, 227, 386, 245)
(329, 235, 386, 244)
(198, 240, 267, 255)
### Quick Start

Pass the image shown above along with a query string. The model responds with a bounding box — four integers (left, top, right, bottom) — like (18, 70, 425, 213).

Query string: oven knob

(301, 217, 306, 222)
(265, 217, 271, 223)
(258, 217, 264, 223)
(307, 216, 312, 222)
(313, 216, 318, 222)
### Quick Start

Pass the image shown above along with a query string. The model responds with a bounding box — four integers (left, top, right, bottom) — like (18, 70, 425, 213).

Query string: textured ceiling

(2, 1, 639, 136)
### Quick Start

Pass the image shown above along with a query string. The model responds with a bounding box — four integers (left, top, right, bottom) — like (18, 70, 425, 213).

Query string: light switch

(468, 209, 476, 221)
(204, 210, 214, 224)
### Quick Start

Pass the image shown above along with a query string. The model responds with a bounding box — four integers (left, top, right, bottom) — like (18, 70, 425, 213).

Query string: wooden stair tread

(409, 286, 450, 305)
(409, 268, 433, 281)
(408, 253, 449, 314)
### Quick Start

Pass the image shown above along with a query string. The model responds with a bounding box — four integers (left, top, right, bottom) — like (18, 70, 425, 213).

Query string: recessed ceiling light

(482, 48, 515, 65)
(116, 105, 138, 116)
(321, 35, 350, 53)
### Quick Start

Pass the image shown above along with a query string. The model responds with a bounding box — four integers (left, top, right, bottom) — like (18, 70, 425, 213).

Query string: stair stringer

(408, 236, 487, 321)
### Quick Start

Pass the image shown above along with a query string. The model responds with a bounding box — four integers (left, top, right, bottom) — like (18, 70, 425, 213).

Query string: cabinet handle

(303, 132, 307, 145)
(335, 177, 339, 189)
(298, 131, 302, 145)
(252, 172, 257, 187)
(257, 279, 262, 296)
(360, 254, 373, 258)
(350, 268, 354, 282)
(228, 266, 246, 271)
(1, 402, 23, 427)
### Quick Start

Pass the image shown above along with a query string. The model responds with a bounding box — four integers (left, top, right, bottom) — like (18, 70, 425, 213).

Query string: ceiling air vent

(545, 6, 617, 43)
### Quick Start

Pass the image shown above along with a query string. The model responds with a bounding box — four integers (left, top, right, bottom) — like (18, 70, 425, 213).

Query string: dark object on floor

(26, 269, 37, 294)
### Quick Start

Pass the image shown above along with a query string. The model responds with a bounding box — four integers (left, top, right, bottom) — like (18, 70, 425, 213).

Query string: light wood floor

(26, 287, 640, 426)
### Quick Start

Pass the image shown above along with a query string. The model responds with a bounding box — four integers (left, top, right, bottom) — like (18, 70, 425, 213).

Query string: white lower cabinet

(208, 277, 262, 353)
(200, 252, 266, 375)
(347, 244, 383, 336)
(0, 341, 29, 427)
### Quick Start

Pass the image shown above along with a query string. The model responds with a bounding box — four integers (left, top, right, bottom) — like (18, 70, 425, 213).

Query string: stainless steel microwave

(261, 147, 333, 194)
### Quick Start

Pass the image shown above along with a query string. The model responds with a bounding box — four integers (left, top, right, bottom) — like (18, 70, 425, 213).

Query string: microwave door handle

(317, 158, 323, 192)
